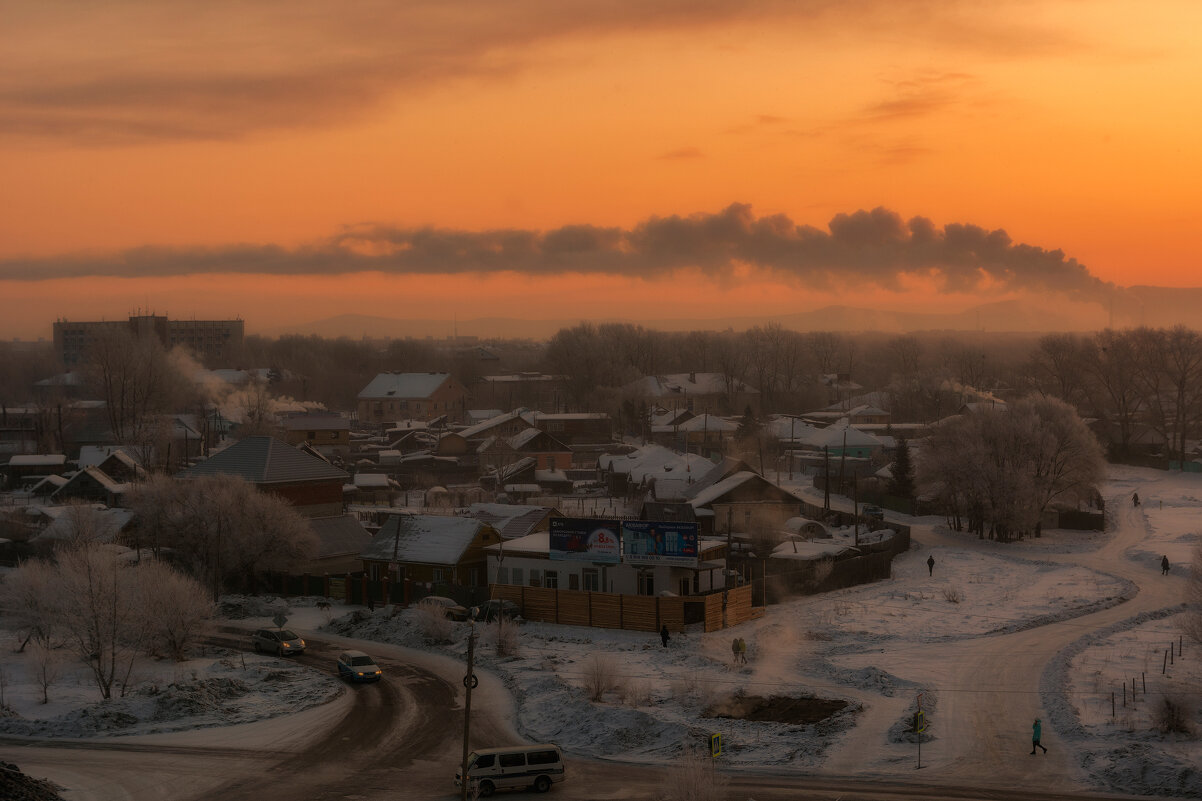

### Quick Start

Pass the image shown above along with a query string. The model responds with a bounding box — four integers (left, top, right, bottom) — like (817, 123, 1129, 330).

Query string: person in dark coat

(1133, 492, 1140, 507)
(1162, 555, 1170, 575)
(660, 625, 670, 647)
(1031, 717, 1047, 754)
(927, 555, 935, 576)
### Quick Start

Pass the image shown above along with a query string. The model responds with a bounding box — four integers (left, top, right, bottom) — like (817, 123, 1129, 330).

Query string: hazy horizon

(5, 2, 1201, 339)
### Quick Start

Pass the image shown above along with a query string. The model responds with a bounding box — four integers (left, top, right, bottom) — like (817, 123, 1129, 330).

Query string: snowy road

(819, 489, 1187, 793)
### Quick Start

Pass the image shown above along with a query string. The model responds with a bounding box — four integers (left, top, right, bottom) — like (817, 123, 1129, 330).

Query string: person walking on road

(1133, 492, 1141, 507)
(737, 637, 748, 664)
(1031, 718, 1048, 754)
(731, 637, 740, 665)
(927, 555, 935, 576)
(660, 625, 670, 647)
(1161, 555, 1170, 575)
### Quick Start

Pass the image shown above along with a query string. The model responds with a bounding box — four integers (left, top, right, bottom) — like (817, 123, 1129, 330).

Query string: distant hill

(253, 289, 1202, 340)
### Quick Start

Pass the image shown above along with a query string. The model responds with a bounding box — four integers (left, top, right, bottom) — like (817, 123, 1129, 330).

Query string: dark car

(469, 600, 521, 623)
(337, 650, 383, 683)
(251, 628, 306, 656)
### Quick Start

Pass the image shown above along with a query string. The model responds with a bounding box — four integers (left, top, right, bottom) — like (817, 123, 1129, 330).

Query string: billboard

(549, 518, 621, 564)
(621, 520, 699, 567)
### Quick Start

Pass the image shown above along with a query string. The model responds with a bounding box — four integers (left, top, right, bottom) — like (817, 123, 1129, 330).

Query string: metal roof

(179, 436, 348, 484)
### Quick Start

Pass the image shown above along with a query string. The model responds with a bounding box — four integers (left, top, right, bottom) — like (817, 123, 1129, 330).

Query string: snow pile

(0, 652, 342, 738)
(0, 762, 63, 801)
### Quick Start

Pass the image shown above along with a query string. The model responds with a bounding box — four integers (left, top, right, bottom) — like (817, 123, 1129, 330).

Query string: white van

(455, 744, 565, 796)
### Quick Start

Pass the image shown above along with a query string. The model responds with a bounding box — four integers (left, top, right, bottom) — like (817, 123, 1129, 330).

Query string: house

(357, 372, 468, 426)
(523, 412, 612, 445)
(483, 527, 728, 597)
(296, 515, 373, 575)
(651, 414, 738, 457)
(51, 465, 129, 506)
(624, 373, 760, 417)
(360, 514, 501, 587)
(465, 503, 561, 540)
(457, 409, 530, 444)
(688, 470, 807, 538)
(179, 436, 348, 517)
(598, 443, 711, 498)
(0, 405, 39, 456)
(4, 454, 68, 489)
(472, 373, 565, 413)
(280, 413, 351, 457)
(479, 428, 572, 473)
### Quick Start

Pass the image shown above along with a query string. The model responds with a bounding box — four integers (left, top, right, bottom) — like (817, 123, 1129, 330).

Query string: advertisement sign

(549, 518, 621, 564)
(621, 520, 699, 567)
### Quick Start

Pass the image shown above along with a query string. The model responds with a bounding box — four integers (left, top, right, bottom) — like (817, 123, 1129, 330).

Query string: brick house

(357, 372, 469, 426)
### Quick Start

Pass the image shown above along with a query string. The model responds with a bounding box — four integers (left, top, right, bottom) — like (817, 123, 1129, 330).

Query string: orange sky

(3, 1, 1201, 340)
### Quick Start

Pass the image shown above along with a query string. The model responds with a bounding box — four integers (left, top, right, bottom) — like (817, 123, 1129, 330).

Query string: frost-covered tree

(917, 396, 1104, 540)
(128, 473, 316, 598)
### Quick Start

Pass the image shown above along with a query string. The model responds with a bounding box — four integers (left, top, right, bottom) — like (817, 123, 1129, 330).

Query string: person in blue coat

(1031, 717, 1047, 754)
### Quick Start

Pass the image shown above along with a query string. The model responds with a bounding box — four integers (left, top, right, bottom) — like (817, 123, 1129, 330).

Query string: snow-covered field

(0, 465, 1198, 798)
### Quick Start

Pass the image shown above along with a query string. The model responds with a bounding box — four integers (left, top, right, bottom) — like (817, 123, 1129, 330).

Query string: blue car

(337, 650, 383, 682)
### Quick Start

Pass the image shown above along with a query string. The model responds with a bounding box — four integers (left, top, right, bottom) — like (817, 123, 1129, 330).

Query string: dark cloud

(0, 1, 1090, 145)
(0, 204, 1115, 301)
(656, 147, 705, 160)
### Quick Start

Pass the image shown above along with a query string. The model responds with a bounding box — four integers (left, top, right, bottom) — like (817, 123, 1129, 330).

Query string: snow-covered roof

(688, 471, 803, 509)
(362, 514, 494, 565)
(770, 540, 857, 560)
(627, 372, 758, 397)
(675, 414, 739, 433)
(459, 409, 526, 440)
(8, 454, 67, 467)
(798, 425, 884, 449)
(77, 446, 139, 469)
(358, 372, 452, 400)
(466, 503, 558, 539)
(598, 444, 711, 483)
(484, 530, 549, 556)
(353, 473, 391, 489)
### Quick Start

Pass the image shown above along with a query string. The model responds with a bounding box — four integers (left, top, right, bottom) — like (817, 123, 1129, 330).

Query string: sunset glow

(3, 1, 1202, 339)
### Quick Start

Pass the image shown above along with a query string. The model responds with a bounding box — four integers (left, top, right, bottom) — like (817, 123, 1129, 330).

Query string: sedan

(337, 650, 383, 683)
(251, 628, 306, 656)
(418, 595, 469, 621)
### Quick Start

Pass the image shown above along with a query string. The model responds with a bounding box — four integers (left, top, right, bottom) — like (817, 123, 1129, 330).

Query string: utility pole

(853, 474, 859, 547)
(460, 627, 477, 801)
(823, 446, 830, 512)
(723, 506, 733, 628)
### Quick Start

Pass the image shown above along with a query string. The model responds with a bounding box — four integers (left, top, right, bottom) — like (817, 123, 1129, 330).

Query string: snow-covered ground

(0, 465, 1198, 798)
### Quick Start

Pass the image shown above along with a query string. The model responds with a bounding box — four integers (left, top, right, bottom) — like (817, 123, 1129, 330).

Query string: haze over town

(2, 3, 1202, 801)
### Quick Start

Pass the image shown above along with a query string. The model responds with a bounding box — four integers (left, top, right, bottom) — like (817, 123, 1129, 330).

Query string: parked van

(455, 744, 565, 796)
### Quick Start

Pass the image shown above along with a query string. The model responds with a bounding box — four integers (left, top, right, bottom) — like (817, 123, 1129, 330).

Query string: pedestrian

(368, 596, 375, 612)
(737, 637, 748, 664)
(660, 625, 670, 648)
(927, 555, 935, 576)
(1161, 555, 1170, 575)
(731, 637, 740, 666)
(1133, 492, 1140, 507)
(1030, 717, 1047, 755)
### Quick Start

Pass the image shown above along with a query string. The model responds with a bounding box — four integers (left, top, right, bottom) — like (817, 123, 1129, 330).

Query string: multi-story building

(53, 314, 244, 366)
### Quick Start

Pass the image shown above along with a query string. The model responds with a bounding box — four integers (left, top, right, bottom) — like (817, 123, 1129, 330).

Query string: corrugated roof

(467, 503, 557, 539)
(362, 514, 492, 565)
(358, 372, 451, 400)
(179, 436, 348, 484)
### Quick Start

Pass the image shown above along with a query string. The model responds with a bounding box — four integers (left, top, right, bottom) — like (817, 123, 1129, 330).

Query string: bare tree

(136, 560, 213, 661)
(81, 327, 190, 445)
(29, 641, 62, 704)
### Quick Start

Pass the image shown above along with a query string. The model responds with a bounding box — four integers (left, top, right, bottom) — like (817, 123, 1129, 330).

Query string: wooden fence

(491, 584, 757, 633)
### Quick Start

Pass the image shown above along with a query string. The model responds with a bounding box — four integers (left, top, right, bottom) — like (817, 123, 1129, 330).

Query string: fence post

(1123, 684, 1126, 707)
(1163, 650, 1168, 674)
(1142, 672, 1146, 694)
(1111, 692, 1115, 719)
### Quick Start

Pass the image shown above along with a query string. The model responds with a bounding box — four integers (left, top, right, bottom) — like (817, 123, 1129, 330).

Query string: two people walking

(731, 637, 748, 665)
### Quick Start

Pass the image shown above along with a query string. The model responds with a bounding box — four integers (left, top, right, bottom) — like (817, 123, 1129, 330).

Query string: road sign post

(915, 693, 926, 770)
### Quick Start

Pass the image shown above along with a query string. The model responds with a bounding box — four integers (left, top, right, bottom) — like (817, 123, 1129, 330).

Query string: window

(529, 569, 541, 588)
(569, 574, 579, 591)
(499, 753, 526, 768)
(528, 750, 559, 765)
(544, 571, 558, 589)
(511, 568, 523, 586)
(638, 571, 654, 596)
(432, 568, 445, 582)
(582, 568, 599, 592)
(473, 754, 495, 769)
(496, 567, 509, 585)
